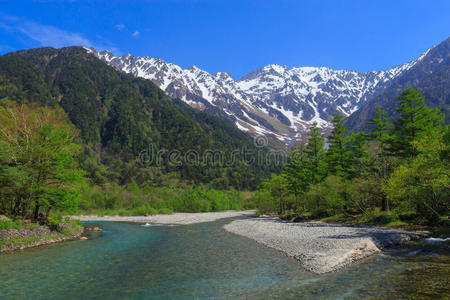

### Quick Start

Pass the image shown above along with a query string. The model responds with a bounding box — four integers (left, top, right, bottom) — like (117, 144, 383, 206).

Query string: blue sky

(0, 0, 449, 79)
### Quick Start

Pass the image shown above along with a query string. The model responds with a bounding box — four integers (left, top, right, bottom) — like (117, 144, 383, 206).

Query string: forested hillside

(0, 47, 279, 190)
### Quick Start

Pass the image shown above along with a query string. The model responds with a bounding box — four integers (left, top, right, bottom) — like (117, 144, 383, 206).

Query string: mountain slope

(345, 37, 450, 132)
(90, 46, 430, 145)
(0, 46, 276, 189)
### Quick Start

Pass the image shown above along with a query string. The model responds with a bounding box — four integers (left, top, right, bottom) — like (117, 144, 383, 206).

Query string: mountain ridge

(87, 45, 432, 144)
(345, 37, 450, 132)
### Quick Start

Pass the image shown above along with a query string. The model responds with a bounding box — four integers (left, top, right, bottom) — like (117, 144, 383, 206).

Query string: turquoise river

(0, 218, 449, 299)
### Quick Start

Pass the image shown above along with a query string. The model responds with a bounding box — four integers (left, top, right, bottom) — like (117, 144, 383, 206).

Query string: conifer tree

(304, 122, 327, 184)
(283, 143, 310, 198)
(326, 114, 352, 175)
(389, 87, 443, 158)
(369, 106, 390, 141)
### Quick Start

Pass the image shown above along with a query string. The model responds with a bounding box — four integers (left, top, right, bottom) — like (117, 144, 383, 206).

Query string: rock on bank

(0, 221, 84, 253)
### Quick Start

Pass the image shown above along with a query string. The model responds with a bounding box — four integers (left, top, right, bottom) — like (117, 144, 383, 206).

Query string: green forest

(0, 47, 279, 190)
(0, 47, 277, 225)
(0, 46, 448, 231)
(254, 87, 449, 226)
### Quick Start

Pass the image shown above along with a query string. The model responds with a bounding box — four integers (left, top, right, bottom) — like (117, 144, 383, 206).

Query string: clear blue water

(0, 219, 449, 299)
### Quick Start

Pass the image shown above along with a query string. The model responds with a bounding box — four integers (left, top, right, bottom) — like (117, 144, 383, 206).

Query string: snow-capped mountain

(85, 47, 431, 145)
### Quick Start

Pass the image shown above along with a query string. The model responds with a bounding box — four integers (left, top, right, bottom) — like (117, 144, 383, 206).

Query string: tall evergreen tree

(304, 122, 327, 184)
(368, 106, 390, 141)
(283, 144, 310, 197)
(365, 107, 394, 211)
(388, 87, 444, 158)
(326, 114, 352, 175)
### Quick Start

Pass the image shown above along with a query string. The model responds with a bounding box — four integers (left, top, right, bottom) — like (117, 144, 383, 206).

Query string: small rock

(80, 237, 88, 240)
(293, 216, 308, 223)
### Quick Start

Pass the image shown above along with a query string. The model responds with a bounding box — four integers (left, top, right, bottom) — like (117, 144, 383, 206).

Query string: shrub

(359, 209, 400, 225)
(158, 208, 173, 214)
(145, 207, 158, 215)
(0, 219, 22, 230)
(47, 214, 63, 226)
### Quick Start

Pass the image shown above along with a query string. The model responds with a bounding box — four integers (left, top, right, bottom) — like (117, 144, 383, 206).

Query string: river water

(0, 219, 449, 299)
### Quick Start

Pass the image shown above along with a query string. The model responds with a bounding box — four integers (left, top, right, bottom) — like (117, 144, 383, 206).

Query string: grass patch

(0, 219, 22, 230)
(0, 219, 83, 251)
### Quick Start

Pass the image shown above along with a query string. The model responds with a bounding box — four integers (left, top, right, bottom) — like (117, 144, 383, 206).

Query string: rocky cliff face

(86, 46, 431, 145)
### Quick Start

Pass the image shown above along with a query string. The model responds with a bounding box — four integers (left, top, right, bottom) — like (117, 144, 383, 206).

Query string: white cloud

(0, 15, 120, 54)
(18, 21, 93, 48)
(115, 23, 125, 31)
(132, 30, 140, 37)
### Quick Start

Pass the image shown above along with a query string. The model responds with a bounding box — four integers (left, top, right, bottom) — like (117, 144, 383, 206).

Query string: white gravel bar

(224, 216, 428, 274)
(73, 210, 256, 225)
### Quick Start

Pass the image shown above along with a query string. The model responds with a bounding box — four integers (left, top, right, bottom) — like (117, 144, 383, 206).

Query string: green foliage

(304, 122, 327, 184)
(76, 183, 251, 215)
(304, 175, 349, 217)
(47, 214, 63, 226)
(0, 47, 277, 189)
(368, 106, 390, 141)
(0, 219, 22, 230)
(256, 87, 449, 226)
(282, 123, 327, 211)
(0, 101, 85, 221)
(0, 219, 83, 251)
(253, 174, 295, 214)
(158, 208, 174, 215)
(358, 209, 402, 225)
(383, 128, 449, 225)
(325, 115, 353, 175)
(283, 144, 310, 197)
(388, 87, 444, 158)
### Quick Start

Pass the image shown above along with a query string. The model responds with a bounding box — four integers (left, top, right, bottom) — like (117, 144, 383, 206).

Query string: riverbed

(0, 219, 448, 299)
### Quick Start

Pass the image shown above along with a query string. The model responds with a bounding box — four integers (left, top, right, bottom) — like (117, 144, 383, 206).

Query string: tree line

(0, 100, 254, 222)
(254, 87, 449, 226)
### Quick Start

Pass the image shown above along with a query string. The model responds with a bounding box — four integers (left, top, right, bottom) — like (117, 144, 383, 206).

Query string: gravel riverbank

(224, 216, 429, 274)
(74, 210, 256, 225)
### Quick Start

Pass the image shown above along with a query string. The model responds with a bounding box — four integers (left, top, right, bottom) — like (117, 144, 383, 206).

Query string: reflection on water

(0, 219, 449, 299)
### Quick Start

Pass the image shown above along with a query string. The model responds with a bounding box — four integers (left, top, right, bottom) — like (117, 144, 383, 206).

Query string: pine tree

(369, 106, 390, 141)
(326, 114, 352, 175)
(366, 107, 393, 211)
(389, 87, 444, 158)
(283, 143, 310, 210)
(304, 122, 327, 184)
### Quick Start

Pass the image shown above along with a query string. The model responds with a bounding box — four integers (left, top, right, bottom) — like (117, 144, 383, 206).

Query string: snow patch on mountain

(86, 47, 431, 145)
